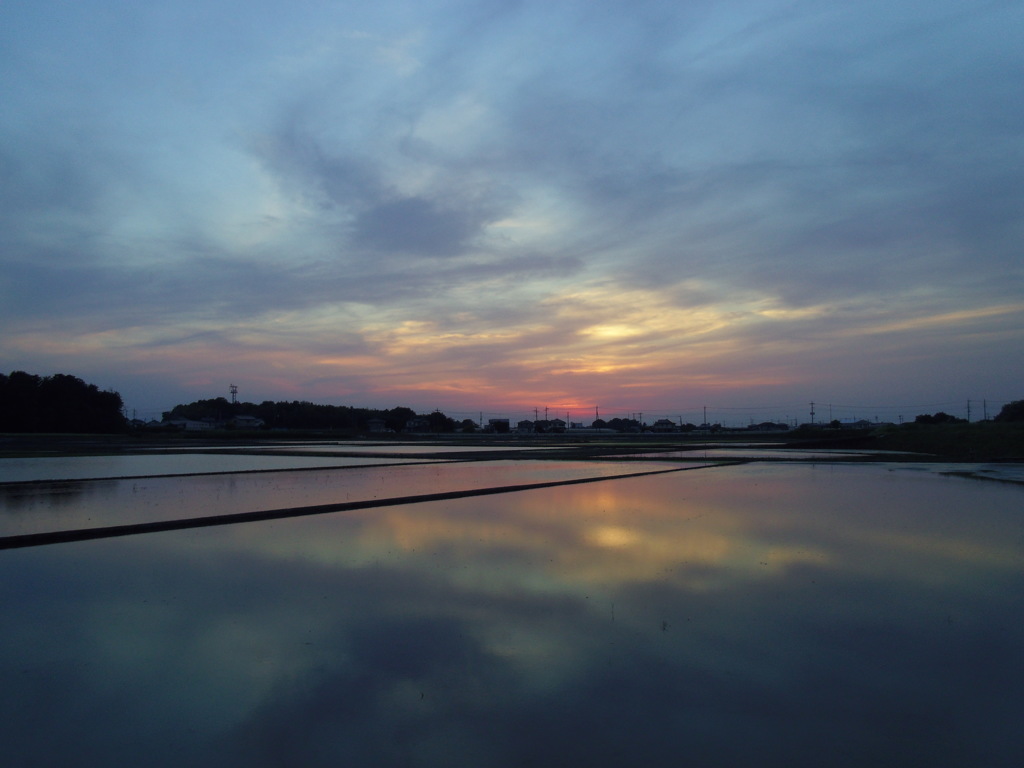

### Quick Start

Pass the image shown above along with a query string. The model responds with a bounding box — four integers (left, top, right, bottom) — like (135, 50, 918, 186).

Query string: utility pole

(809, 401, 816, 424)
(983, 400, 988, 421)
(967, 400, 971, 423)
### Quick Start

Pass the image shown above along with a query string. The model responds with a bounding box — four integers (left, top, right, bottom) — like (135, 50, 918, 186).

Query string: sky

(2, 0, 1022, 424)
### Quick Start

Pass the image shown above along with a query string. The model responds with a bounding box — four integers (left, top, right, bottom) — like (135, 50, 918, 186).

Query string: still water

(0, 452, 442, 483)
(1, 459, 1022, 766)
(0, 460, 689, 537)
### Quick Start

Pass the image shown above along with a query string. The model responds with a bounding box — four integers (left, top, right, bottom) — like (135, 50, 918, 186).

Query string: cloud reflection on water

(1, 462, 1022, 766)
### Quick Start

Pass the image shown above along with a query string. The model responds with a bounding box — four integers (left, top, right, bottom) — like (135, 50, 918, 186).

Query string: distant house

(164, 418, 213, 432)
(652, 419, 677, 433)
(694, 422, 721, 434)
(230, 415, 265, 429)
(366, 417, 388, 433)
(749, 421, 789, 432)
(486, 418, 510, 433)
(839, 419, 875, 430)
(517, 420, 535, 433)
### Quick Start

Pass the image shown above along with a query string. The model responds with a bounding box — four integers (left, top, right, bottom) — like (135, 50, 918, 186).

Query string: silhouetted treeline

(913, 411, 966, 425)
(912, 402, 1024, 424)
(163, 398, 457, 433)
(995, 400, 1024, 422)
(0, 371, 125, 433)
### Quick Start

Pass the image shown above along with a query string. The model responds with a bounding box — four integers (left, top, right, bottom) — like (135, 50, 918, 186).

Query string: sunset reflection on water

(1, 461, 1022, 766)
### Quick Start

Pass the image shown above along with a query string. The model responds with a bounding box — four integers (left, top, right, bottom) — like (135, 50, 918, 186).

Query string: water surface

(1, 461, 1021, 766)
(0, 459, 692, 537)
(0, 452, 441, 483)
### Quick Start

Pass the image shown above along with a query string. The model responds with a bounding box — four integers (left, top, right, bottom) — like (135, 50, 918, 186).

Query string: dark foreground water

(1, 460, 1022, 766)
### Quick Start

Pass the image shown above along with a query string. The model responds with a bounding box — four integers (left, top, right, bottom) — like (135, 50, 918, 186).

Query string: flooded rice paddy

(0, 451, 442, 483)
(0, 459, 693, 538)
(1, 443, 1022, 766)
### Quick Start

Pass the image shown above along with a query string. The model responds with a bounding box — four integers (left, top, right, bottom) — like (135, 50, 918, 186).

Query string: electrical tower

(230, 384, 238, 404)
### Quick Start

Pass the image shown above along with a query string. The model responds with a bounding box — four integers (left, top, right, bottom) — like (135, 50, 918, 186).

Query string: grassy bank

(3, 423, 1024, 462)
(866, 422, 1024, 460)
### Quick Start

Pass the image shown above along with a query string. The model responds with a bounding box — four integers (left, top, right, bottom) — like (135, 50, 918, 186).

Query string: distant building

(230, 415, 265, 429)
(839, 419, 875, 429)
(748, 421, 788, 432)
(164, 418, 213, 432)
(695, 422, 722, 433)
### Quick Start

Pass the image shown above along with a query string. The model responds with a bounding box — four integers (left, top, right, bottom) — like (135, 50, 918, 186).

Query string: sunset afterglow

(2, 1, 1021, 421)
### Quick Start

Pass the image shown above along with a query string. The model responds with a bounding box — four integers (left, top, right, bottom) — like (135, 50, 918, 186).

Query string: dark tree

(0, 371, 41, 431)
(164, 397, 237, 422)
(994, 400, 1024, 422)
(914, 412, 966, 425)
(384, 406, 417, 433)
(426, 411, 455, 433)
(0, 371, 125, 433)
(606, 417, 641, 432)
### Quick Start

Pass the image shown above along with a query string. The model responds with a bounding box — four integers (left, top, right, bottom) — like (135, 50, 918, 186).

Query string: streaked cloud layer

(2, 0, 1021, 420)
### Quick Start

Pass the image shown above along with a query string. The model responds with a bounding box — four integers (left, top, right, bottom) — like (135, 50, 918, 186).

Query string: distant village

(5, 371, 1012, 437)
(149, 410, 883, 435)
(127, 384, 925, 436)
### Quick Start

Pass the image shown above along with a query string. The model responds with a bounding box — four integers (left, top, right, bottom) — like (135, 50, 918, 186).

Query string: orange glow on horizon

(6, 279, 1018, 415)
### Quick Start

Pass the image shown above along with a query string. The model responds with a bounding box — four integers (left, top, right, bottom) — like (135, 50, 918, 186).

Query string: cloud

(1, 0, 1022, 413)
(351, 195, 491, 256)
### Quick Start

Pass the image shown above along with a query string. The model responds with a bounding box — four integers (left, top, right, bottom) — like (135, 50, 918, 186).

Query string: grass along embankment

(3, 422, 1024, 462)
(860, 421, 1024, 461)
